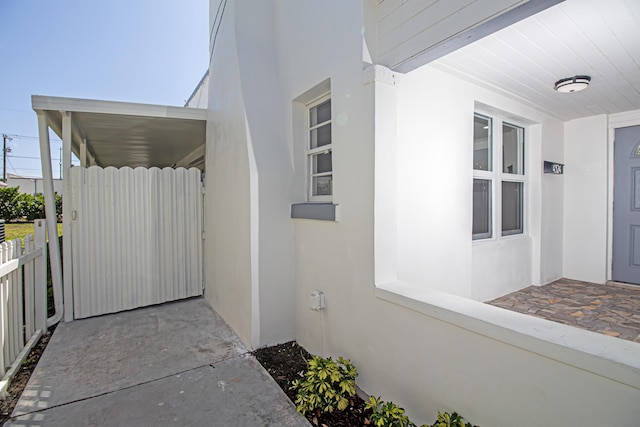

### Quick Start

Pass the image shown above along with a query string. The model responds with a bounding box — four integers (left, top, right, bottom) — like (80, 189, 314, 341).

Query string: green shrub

(0, 187, 62, 222)
(55, 192, 62, 219)
(366, 396, 416, 427)
(0, 187, 20, 221)
(425, 411, 477, 427)
(291, 356, 357, 415)
(17, 193, 45, 220)
(364, 399, 479, 427)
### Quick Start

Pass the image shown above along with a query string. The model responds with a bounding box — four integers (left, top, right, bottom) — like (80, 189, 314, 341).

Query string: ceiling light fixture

(553, 75, 591, 93)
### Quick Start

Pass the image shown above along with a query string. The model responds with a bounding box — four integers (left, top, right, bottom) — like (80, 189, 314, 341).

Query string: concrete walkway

(5, 298, 309, 426)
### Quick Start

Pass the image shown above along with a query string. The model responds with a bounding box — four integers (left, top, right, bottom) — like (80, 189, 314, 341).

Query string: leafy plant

(366, 396, 416, 427)
(0, 188, 62, 222)
(291, 356, 357, 415)
(0, 187, 20, 221)
(425, 411, 477, 427)
(55, 192, 62, 219)
(17, 193, 45, 220)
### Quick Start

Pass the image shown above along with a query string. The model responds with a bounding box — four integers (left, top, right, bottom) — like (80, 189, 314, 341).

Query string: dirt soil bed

(253, 341, 371, 426)
(0, 325, 56, 426)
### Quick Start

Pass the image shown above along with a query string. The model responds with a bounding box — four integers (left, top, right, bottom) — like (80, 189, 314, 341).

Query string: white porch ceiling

(433, 0, 640, 121)
(32, 96, 207, 169)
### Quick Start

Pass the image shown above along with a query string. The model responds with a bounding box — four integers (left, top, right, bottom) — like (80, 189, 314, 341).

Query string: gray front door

(613, 125, 640, 285)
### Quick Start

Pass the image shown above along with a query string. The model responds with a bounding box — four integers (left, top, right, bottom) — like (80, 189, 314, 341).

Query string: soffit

(433, 0, 640, 121)
(32, 96, 206, 169)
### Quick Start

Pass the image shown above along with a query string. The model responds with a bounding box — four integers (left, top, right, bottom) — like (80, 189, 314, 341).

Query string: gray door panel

(613, 125, 640, 285)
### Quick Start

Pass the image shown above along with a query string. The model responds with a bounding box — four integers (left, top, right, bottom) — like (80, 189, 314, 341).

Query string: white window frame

(473, 111, 526, 241)
(306, 93, 332, 202)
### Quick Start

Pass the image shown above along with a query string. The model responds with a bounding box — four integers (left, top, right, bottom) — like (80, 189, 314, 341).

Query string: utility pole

(2, 134, 12, 182)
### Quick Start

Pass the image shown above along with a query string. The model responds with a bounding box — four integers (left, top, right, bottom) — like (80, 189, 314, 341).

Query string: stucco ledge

(375, 281, 640, 390)
(291, 203, 338, 221)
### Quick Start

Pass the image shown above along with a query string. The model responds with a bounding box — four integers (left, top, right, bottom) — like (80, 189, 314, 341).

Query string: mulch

(0, 325, 56, 426)
(253, 341, 372, 426)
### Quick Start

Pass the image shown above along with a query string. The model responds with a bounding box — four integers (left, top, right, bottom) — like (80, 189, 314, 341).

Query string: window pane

(310, 123, 331, 149)
(502, 181, 523, 235)
(473, 179, 492, 239)
(503, 123, 524, 174)
(474, 115, 492, 171)
(313, 175, 332, 196)
(312, 151, 332, 174)
(310, 100, 331, 127)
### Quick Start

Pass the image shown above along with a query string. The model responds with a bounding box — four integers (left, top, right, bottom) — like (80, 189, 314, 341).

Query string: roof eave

(31, 95, 207, 121)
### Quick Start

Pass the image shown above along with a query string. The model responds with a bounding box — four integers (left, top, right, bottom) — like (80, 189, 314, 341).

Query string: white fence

(0, 221, 48, 398)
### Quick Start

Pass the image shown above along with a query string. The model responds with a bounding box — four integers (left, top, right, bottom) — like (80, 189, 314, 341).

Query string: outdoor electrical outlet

(309, 290, 325, 310)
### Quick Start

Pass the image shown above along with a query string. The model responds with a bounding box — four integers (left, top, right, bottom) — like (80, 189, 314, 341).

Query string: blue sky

(0, 0, 209, 178)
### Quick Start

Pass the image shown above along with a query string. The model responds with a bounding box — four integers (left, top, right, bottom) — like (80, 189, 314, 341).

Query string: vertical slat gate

(71, 166, 203, 319)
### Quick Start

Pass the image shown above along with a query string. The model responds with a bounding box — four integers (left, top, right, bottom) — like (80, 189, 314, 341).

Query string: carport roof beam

(31, 95, 207, 170)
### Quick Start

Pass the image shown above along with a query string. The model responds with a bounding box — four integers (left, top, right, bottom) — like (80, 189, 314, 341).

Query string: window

(307, 95, 332, 201)
(473, 113, 525, 240)
(290, 80, 337, 221)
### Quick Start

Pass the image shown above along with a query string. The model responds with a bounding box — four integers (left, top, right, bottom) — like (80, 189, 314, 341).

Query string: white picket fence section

(71, 166, 204, 319)
(0, 221, 48, 398)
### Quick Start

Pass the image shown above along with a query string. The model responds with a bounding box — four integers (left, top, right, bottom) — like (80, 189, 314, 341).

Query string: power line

(7, 158, 18, 174)
(3, 133, 63, 143)
(8, 155, 62, 161)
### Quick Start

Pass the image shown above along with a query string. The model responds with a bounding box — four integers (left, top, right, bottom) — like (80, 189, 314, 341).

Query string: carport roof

(32, 95, 206, 169)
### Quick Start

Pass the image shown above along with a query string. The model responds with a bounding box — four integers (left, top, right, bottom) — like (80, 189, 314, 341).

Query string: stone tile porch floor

(487, 278, 640, 343)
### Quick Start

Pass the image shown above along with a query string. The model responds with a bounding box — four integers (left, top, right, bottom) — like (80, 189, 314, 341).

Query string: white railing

(0, 220, 48, 398)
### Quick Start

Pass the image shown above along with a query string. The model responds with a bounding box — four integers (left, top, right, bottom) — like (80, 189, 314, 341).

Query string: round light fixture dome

(554, 75, 591, 93)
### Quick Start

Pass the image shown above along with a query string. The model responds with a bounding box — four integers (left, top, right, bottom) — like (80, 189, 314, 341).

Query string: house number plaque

(544, 161, 564, 174)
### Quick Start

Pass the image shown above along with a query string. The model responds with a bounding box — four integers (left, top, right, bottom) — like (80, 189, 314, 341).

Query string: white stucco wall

(539, 117, 566, 285)
(6, 177, 63, 195)
(206, 0, 297, 348)
(206, 1, 640, 425)
(395, 66, 472, 297)
(563, 115, 608, 283)
(205, 0, 254, 346)
(396, 65, 564, 301)
(270, 0, 376, 355)
(234, 0, 296, 347)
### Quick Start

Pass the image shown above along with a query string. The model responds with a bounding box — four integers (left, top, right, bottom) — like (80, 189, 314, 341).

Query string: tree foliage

(0, 187, 20, 221)
(0, 187, 62, 222)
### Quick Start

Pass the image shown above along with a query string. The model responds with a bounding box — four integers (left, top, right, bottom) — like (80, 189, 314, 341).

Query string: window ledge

(472, 234, 531, 246)
(291, 203, 338, 221)
(375, 281, 640, 389)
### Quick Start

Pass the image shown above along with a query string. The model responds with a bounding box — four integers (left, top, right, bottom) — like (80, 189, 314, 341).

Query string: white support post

(79, 139, 87, 167)
(34, 220, 47, 333)
(62, 113, 73, 322)
(37, 112, 64, 325)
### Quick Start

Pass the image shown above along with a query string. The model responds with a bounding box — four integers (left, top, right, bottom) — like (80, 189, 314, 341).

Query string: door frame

(607, 110, 640, 282)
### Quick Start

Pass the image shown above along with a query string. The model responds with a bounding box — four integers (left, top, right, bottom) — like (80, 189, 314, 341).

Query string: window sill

(375, 280, 640, 389)
(472, 233, 529, 245)
(291, 203, 338, 221)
